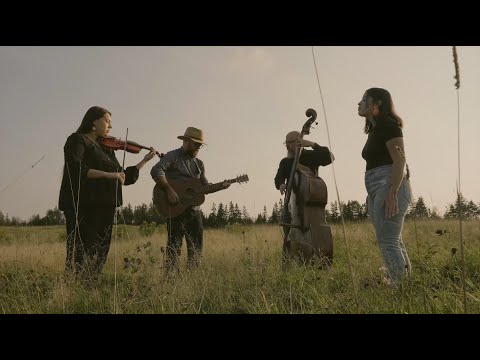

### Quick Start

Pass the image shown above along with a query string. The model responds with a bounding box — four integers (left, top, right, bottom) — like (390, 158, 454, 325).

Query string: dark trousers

(165, 208, 203, 271)
(64, 206, 116, 278)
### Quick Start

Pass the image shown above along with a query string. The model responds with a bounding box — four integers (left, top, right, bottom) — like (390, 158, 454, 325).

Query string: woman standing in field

(358, 88, 412, 286)
(58, 106, 157, 279)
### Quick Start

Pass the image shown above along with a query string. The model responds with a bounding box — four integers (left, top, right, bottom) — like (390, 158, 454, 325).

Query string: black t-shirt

(362, 117, 403, 171)
(58, 133, 139, 212)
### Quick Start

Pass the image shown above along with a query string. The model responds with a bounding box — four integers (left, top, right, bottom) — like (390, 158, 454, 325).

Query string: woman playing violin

(58, 106, 157, 279)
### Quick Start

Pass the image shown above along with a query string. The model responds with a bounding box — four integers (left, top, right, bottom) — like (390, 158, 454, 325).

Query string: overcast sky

(1, 46, 478, 220)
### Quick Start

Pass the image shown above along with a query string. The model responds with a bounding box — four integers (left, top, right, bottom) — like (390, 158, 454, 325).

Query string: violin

(98, 136, 163, 158)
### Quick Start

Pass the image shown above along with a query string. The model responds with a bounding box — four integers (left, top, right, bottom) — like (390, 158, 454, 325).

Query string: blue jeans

(365, 165, 412, 284)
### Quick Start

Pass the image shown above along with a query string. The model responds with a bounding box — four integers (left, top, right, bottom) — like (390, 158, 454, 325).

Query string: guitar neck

(201, 178, 237, 194)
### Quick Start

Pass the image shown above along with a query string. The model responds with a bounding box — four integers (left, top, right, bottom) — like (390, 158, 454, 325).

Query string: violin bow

(121, 128, 129, 172)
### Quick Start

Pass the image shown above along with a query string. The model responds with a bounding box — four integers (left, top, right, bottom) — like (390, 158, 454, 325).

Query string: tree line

(1, 195, 479, 227)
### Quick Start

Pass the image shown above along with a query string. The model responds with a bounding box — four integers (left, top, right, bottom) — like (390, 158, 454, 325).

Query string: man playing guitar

(151, 127, 230, 272)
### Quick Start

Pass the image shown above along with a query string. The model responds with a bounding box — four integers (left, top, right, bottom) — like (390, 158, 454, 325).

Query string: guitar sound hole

(180, 188, 194, 204)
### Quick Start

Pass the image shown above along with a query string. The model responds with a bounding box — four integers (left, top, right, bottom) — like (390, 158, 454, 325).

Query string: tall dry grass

(0, 220, 479, 314)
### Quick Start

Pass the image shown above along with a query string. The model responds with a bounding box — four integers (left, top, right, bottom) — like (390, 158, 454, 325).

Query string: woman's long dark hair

(76, 106, 111, 134)
(363, 88, 403, 134)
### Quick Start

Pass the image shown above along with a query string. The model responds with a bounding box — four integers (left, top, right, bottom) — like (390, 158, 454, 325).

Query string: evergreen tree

(278, 199, 285, 221)
(409, 197, 430, 218)
(342, 200, 363, 221)
(10, 216, 21, 226)
(466, 200, 480, 219)
(201, 211, 208, 225)
(216, 202, 227, 227)
(359, 201, 368, 220)
(207, 203, 217, 227)
(328, 201, 340, 223)
(147, 202, 165, 224)
(444, 194, 478, 219)
(270, 202, 279, 224)
(28, 214, 42, 226)
(228, 201, 235, 224)
(341, 201, 354, 221)
(44, 206, 65, 225)
(241, 205, 252, 224)
(133, 203, 148, 225)
(121, 203, 134, 225)
(234, 203, 241, 223)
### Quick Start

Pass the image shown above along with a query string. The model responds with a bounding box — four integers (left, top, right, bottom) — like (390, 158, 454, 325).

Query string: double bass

(280, 108, 333, 266)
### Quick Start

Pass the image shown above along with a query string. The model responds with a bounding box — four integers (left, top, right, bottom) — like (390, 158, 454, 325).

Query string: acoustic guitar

(153, 174, 249, 218)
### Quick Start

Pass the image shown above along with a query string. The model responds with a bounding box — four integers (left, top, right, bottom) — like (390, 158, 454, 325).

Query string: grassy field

(0, 219, 479, 314)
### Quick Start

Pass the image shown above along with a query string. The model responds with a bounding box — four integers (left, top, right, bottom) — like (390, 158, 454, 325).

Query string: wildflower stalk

(452, 46, 467, 313)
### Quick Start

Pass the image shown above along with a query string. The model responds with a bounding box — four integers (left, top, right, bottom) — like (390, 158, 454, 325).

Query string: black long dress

(59, 133, 139, 276)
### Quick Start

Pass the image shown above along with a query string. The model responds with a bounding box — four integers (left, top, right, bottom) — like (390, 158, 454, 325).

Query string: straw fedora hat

(177, 127, 206, 145)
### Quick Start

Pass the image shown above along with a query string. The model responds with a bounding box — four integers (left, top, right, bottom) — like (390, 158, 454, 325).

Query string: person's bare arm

(384, 137, 407, 218)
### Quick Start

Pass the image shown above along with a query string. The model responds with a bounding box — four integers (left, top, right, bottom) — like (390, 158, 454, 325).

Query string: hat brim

(177, 135, 207, 145)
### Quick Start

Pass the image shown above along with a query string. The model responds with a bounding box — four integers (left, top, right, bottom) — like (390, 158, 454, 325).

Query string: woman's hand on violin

(135, 148, 157, 171)
(143, 147, 157, 162)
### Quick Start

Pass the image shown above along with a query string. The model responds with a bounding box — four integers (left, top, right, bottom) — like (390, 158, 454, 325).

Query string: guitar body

(153, 178, 206, 218)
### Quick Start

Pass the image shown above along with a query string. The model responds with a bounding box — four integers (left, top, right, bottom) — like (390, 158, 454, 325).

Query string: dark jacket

(58, 133, 139, 212)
